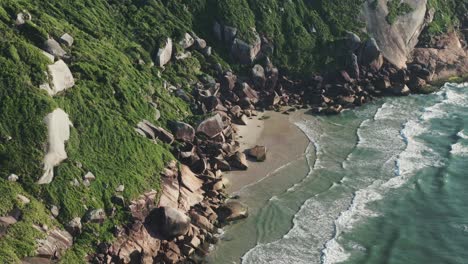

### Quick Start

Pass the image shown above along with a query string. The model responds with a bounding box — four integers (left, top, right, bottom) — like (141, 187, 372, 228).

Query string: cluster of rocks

(91, 162, 248, 264)
(157, 32, 211, 67)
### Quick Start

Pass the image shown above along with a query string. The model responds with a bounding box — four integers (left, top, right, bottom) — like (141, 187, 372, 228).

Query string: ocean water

(207, 83, 468, 264)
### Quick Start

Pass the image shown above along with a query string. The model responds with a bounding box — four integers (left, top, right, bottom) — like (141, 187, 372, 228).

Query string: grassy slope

(0, 0, 465, 262)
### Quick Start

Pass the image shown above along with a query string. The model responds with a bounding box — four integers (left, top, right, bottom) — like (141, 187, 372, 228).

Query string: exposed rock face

(153, 207, 191, 239)
(361, 0, 428, 68)
(36, 229, 73, 259)
(180, 33, 194, 49)
(170, 121, 195, 142)
(231, 34, 261, 64)
(15, 11, 32, 25)
(44, 38, 67, 59)
(179, 165, 203, 193)
(411, 32, 468, 81)
(59, 33, 74, 47)
(359, 38, 384, 72)
(196, 114, 224, 138)
(136, 120, 174, 144)
(227, 151, 248, 170)
(45, 60, 75, 96)
(157, 38, 173, 67)
(38, 109, 72, 184)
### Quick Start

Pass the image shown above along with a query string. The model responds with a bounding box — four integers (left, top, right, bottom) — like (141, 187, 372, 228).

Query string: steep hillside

(0, 0, 466, 263)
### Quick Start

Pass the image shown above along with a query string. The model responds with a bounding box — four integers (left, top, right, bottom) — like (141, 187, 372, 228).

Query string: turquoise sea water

(208, 83, 468, 264)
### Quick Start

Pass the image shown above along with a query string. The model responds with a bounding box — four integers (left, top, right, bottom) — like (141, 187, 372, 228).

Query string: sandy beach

(225, 110, 310, 193)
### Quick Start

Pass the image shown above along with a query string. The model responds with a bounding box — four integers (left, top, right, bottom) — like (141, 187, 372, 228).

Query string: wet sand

(226, 110, 310, 193)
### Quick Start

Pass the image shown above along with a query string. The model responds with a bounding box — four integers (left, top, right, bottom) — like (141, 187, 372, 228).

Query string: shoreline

(225, 110, 310, 194)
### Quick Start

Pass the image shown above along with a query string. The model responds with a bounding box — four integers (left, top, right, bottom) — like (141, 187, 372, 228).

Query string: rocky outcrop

(411, 32, 468, 81)
(180, 33, 194, 49)
(361, 0, 428, 68)
(38, 109, 72, 184)
(231, 34, 262, 64)
(156, 38, 173, 67)
(44, 60, 75, 96)
(136, 120, 174, 144)
(36, 229, 73, 259)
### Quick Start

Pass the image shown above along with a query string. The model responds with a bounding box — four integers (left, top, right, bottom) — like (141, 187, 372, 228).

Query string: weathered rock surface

(151, 207, 190, 239)
(157, 38, 173, 67)
(227, 151, 248, 170)
(136, 120, 174, 144)
(36, 229, 73, 258)
(411, 32, 468, 81)
(197, 114, 225, 138)
(15, 11, 32, 25)
(45, 60, 75, 96)
(248, 145, 267, 161)
(180, 33, 194, 49)
(170, 121, 195, 142)
(231, 33, 261, 64)
(216, 201, 248, 222)
(44, 38, 67, 59)
(361, 0, 428, 68)
(59, 33, 74, 47)
(38, 109, 72, 184)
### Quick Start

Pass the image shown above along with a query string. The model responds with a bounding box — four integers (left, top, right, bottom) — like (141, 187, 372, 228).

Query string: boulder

(359, 38, 384, 72)
(391, 83, 411, 96)
(216, 201, 248, 222)
(197, 114, 224, 138)
(136, 120, 174, 144)
(252, 64, 266, 88)
(36, 229, 73, 258)
(194, 36, 207, 50)
(59, 33, 74, 47)
(41, 51, 55, 63)
(44, 38, 67, 59)
(180, 33, 194, 49)
(202, 46, 212, 56)
(50, 206, 59, 218)
(248, 145, 267, 161)
(239, 83, 259, 104)
(21, 257, 51, 264)
(189, 211, 214, 232)
(345, 31, 361, 51)
(152, 207, 191, 238)
(38, 109, 72, 184)
(231, 33, 261, 64)
(8, 174, 19, 182)
(83, 172, 95, 181)
(221, 72, 237, 91)
(0, 216, 17, 226)
(179, 165, 203, 193)
(170, 121, 195, 142)
(227, 151, 248, 170)
(224, 25, 238, 44)
(15, 11, 32, 26)
(66, 217, 82, 236)
(86, 209, 106, 223)
(45, 60, 75, 96)
(158, 176, 180, 209)
(156, 38, 173, 67)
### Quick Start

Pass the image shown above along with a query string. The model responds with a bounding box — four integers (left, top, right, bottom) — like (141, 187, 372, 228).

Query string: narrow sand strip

(226, 110, 310, 193)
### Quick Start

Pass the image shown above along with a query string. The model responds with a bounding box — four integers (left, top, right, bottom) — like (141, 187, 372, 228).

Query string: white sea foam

(457, 130, 468, 139)
(450, 142, 468, 156)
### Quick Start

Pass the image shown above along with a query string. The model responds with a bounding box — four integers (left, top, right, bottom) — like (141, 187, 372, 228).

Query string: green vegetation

(386, 0, 414, 25)
(0, 0, 466, 262)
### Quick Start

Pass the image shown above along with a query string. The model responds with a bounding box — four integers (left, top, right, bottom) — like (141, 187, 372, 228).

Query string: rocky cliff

(0, 0, 466, 263)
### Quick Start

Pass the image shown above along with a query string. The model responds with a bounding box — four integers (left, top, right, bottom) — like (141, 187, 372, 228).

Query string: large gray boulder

(59, 33, 74, 47)
(44, 38, 67, 59)
(179, 33, 194, 49)
(36, 229, 73, 259)
(359, 38, 384, 72)
(156, 38, 173, 67)
(231, 33, 261, 64)
(361, 0, 428, 68)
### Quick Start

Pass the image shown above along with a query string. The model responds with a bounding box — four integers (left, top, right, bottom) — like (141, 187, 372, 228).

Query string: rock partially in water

(216, 201, 249, 222)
